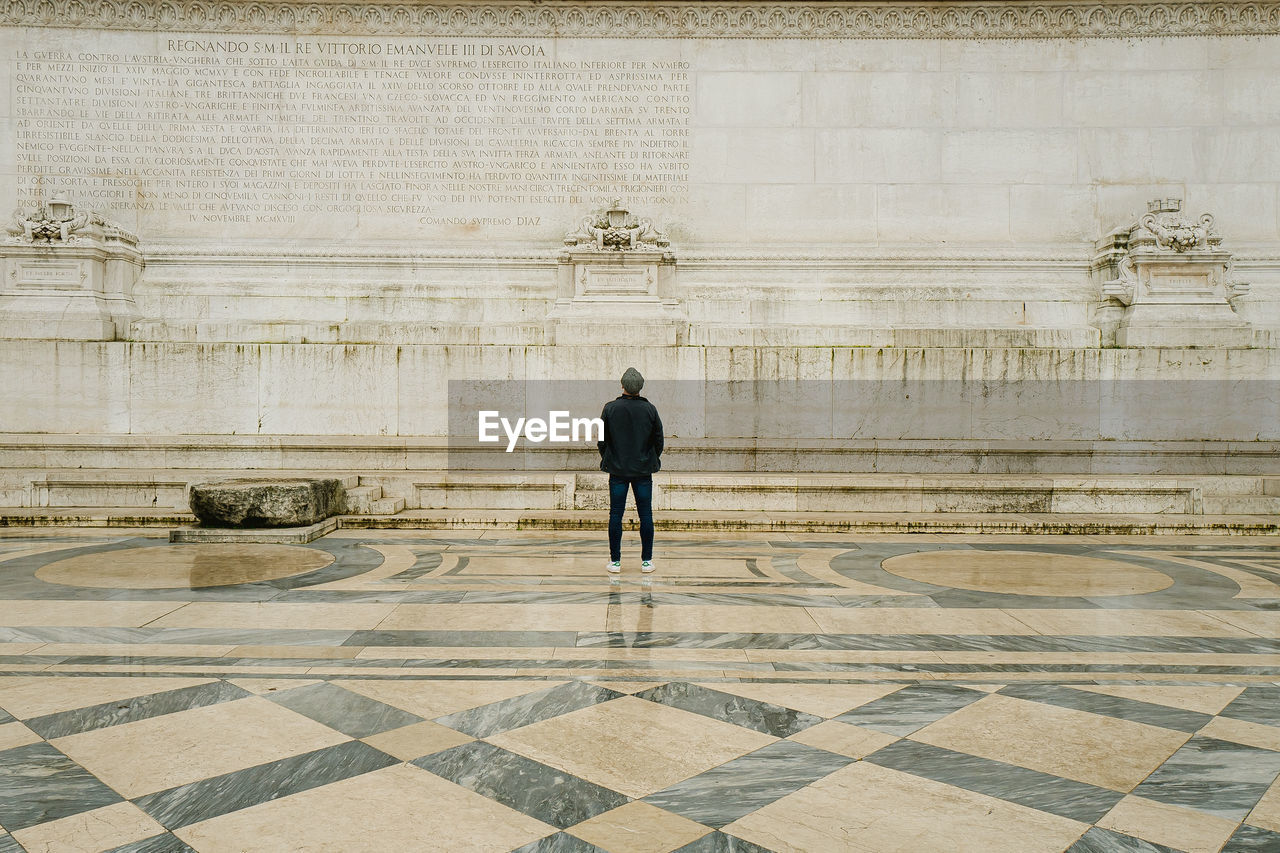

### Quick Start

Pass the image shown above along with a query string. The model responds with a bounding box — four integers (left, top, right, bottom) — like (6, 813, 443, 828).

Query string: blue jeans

(608, 474, 653, 562)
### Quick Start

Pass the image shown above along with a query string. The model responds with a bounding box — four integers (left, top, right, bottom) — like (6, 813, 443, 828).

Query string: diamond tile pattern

(5, 533, 1280, 851)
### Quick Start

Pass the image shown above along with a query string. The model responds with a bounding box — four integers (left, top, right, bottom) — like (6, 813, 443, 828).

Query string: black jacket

(598, 394, 664, 477)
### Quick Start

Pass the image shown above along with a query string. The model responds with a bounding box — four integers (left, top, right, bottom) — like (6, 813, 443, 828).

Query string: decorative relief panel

(2, 1, 1279, 38)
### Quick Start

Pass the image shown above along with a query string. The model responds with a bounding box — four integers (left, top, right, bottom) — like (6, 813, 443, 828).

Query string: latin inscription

(10, 38, 692, 237)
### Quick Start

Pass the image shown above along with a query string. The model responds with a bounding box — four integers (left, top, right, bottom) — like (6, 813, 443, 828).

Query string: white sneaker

(641, 560, 655, 573)
(607, 560, 622, 574)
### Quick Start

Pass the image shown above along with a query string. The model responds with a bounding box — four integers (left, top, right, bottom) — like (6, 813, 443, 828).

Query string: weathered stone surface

(188, 479, 346, 529)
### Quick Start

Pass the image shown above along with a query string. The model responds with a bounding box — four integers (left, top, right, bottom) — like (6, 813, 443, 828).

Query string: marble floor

(2, 530, 1280, 852)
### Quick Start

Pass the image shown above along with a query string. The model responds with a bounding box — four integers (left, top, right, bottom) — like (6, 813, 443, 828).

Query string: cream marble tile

(568, 801, 711, 853)
(488, 696, 776, 799)
(35, 544, 334, 590)
(225, 678, 322, 695)
(958, 684, 1008, 693)
(743, 650, 946, 665)
(787, 720, 901, 759)
(1204, 610, 1280, 637)
(0, 720, 40, 751)
(725, 761, 1088, 853)
(808, 607, 1038, 635)
(1097, 795, 1239, 853)
(1247, 772, 1280, 833)
(693, 682, 904, 718)
(909, 693, 1191, 792)
(148, 602, 398, 630)
(881, 549, 1173, 597)
(0, 676, 215, 718)
(51, 696, 350, 798)
(464, 555, 757, 578)
(1199, 715, 1280, 752)
(1006, 609, 1258, 637)
(229, 645, 362, 659)
(361, 720, 474, 762)
(375, 604, 609, 632)
(553, 647, 750, 663)
(0, 600, 186, 627)
(338, 679, 569, 718)
(588, 681, 667, 694)
(606, 605, 823, 634)
(0, 643, 46, 655)
(175, 764, 553, 853)
(354, 646, 560, 660)
(931, 652, 1141, 665)
(11, 802, 165, 853)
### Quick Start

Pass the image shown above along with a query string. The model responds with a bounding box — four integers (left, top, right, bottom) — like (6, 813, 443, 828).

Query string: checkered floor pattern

(1, 675, 1279, 852)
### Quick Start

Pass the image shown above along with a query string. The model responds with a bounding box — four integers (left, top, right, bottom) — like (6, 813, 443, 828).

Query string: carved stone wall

(3, 2, 1280, 39)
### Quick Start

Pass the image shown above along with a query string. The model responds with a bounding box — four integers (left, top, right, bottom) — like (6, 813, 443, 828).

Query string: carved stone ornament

(564, 200, 670, 252)
(1101, 199, 1248, 306)
(3, 2, 1279, 39)
(1135, 198, 1220, 253)
(1095, 197, 1251, 347)
(4, 197, 137, 246)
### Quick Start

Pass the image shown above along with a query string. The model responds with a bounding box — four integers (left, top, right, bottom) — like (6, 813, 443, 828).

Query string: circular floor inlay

(36, 544, 334, 589)
(880, 550, 1175, 597)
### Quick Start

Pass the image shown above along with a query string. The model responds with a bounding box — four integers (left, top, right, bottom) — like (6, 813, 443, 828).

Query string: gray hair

(621, 367, 644, 395)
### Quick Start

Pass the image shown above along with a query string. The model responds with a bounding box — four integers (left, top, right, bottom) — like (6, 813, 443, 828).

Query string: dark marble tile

(929, 590, 1102, 610)
(434, 680, 622, 738)
(413, 741, 627, 829)
(997, 684, 1212, 733)
(864, 739, 1123, 823)
(0, 742, 123, 831)
(104, 834, 196, 853)
(286, 590, 469, 604)
(1220, 685, 1280, 727)
(1223, 824, 1280, 852)
(134, 740, 397, 829)
(640, 592, 846, 609)
(0, 837, 20, 853)
(837, 595, 940, 609)
(345, 630, 578, 648)
(576, 632, 817, 650)
(265, 681, 423, 737)
(1065, 827, 1182, 852)
(670, 830, 779, 852)
(645, 739, 851, 828)
(1133, 736, 1280, 820)
(461, 591, 614, 605)
(382, 550, 444, 581)
(508, 833, 610, 853)
(634, 683, 822, 738)
(833, 683, 986, 735)
(24, 680, 251, 739)
(0, 707, 13, 724)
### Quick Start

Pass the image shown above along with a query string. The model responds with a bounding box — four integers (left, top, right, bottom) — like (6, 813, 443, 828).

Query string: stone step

(1202, 495, 1280, 515)
(3, 506, 1279, 535)
(5, 434, 1280, 477)
(340, 510, 1280, 536)
(345, 485, 405, 515)
(21, 471, 361, 510)
(410, 473, 1211, 515)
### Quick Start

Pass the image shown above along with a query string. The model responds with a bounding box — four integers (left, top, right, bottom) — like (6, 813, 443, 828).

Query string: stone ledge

(169, 517, 338, 544)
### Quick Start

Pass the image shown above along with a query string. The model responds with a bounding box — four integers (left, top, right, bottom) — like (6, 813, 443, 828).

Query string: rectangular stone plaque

(13, 262, 81, 289)
(580, 267, 653, 297)
(1147, 272, 1213, 294)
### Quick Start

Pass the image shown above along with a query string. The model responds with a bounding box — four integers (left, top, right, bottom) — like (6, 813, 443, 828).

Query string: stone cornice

(2, 1, 1279, 39)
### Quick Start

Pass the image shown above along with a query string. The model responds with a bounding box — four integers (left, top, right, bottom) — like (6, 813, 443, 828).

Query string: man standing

(598, 367, 663, 574)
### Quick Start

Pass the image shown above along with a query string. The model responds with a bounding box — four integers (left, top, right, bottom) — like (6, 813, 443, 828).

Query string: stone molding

(3, 1, 1279, 39)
